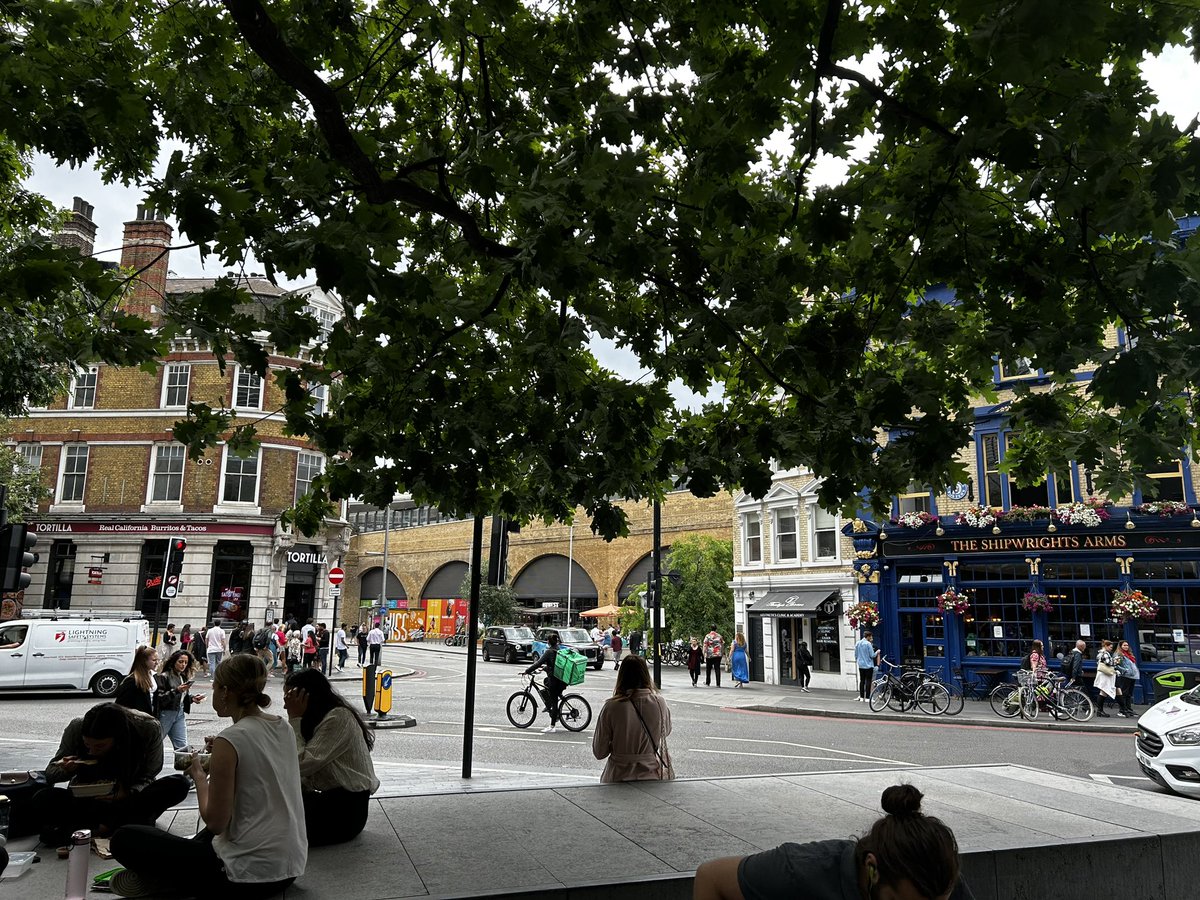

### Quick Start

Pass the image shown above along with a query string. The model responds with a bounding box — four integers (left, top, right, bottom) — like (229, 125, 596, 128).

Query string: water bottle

(65, 828, 90, 899)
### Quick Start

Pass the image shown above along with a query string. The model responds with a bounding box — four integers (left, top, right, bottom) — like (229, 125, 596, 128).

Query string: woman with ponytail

(109, 654, 307, 898)
(693, 784, 969, 900)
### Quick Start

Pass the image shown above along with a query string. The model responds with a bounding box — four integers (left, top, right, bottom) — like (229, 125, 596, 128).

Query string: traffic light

(0, 524, 37, 592)
(165, 537, 187, 575)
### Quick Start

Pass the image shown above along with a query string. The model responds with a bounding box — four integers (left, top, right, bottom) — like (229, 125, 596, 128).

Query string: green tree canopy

(4, 1, 1200, 528)
(662, 535, 734, 642)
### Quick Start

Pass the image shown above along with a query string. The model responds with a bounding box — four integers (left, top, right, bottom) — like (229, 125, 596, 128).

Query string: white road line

(706, 736, 915, 767)
(1089, 774, 1114, 785)
(385, 729, 590, 745)
(374, 761, 586, 779)
(690, 748, 915, 764)
(1090, 773, 1152, 783)
(0, 736, 58, 744)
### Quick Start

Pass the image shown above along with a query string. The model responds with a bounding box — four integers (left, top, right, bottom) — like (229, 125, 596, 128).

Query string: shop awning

(748, 590, 840, 615)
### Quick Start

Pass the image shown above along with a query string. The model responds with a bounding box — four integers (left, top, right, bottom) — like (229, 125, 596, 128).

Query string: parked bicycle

(506, 673, 593, 732)
(444, 631, 467, 647)
(869, 658, 950, 715)
(989, 671, 1094, 721)
(666, 640, 689, 667)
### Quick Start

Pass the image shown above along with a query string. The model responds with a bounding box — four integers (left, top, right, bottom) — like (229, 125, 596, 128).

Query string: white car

(1135, 686, 1200, 797)
(0, 614, 149, 697)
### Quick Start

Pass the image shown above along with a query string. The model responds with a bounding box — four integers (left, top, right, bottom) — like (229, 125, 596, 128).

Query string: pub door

(899, 611, 949, 682)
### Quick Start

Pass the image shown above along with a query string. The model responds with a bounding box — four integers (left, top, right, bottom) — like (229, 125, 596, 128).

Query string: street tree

(3, 2, 1200, 527)
(662, 536, 734, 642)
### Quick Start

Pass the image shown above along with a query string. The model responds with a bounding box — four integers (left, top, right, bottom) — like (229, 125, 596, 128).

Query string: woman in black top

(115, 645, 159, 716)
(797, 640, 814, 692)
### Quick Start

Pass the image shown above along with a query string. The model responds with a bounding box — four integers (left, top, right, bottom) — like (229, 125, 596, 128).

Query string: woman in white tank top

(110, 654, 307, 898)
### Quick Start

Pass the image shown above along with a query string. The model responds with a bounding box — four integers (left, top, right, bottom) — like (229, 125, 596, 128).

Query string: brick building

(344, 491, 731, 641)
(6, 201, 348, 631)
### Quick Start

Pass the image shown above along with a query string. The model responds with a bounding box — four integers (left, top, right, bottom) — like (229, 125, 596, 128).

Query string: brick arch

(359, 566, 407, 602)
(422, 560, 470, 599)
(510, 553, 598, 601)
(616, 547, 672, 600)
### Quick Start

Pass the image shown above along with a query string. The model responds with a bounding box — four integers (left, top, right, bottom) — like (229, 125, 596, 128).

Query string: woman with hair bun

(693, 784, 970, 900)
(109, 654, 307, 898)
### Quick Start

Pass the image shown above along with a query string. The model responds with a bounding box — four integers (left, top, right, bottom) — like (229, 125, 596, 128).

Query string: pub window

(1042, 561, 1122, 581)
(774, 508, 798, 561)
(962, 585, 1034, 658)
(1131, 560, 1200, 580)
(980, 433, 1003, 507)
(896, 482, 931, 515)
(812, 506, 838, 560)
(743, 513, 762, 564)
(957, 562, 1026, 581)
(1136, 583, 1200, 665)
(1141, 460, 1186, 503)
(896, 565, 943, 584)
(1045, 586, 1120, 657)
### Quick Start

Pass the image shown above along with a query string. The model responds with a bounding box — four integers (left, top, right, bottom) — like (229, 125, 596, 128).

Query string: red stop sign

(328, 566, 345, 585)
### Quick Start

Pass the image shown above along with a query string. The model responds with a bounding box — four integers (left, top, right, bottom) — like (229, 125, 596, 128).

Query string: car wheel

(91, 670, 121, 697)
(482, 646, 490, 661)
(505, 646, 517, 664)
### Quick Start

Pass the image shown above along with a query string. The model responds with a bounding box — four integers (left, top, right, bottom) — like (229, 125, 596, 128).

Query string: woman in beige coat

(592, 655, 673, 783)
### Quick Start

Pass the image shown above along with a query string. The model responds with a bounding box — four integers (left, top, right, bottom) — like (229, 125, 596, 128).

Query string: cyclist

(524, 632, 566, 733)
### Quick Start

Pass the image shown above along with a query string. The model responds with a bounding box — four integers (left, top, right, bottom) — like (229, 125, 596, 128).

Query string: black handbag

(1, 770, 50, 838)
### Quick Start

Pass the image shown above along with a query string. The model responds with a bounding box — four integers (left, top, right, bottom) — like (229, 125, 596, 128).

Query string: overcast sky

(24, 44, 1200, 409)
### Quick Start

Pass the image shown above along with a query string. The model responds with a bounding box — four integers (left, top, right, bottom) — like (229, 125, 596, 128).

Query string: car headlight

(1166, 727, 1200, 746)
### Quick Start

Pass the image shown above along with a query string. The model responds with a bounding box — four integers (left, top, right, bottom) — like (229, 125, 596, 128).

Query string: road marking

(0, 736, 58, 744)
(374, 760, 587, 779)
(724, 706, 1132, 737)
(385, 728, 590, 744)
(1090, 773, 1153, 784)
(690, 748, 915, 765)
(706, 736, 915, 767)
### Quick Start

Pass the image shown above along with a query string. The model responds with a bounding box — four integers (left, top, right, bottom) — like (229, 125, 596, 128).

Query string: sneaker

(111, 869, 178, 898)
(540, 725, 558, 734)
(801, 687, 811, 693)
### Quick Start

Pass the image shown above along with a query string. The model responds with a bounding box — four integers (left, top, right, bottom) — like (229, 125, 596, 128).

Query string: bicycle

(869, 659, 950, 715)
(506, 673, 593, 732)
(444, 631, 467, 647)
(1019, 671, 1094, 721)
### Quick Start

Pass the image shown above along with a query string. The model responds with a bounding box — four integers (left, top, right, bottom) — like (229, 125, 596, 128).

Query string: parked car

(532, 627, 605, 671)
(1135, 685, 1200, 798)
(481, 626, 536, 663)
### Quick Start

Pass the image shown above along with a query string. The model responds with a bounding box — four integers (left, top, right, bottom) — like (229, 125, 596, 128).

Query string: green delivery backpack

(553, 648, 587, 686)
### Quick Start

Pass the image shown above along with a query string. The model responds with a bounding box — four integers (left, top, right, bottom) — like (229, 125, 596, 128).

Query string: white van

(0, 613, 149, 697)
(1135, 686, 1200, 798)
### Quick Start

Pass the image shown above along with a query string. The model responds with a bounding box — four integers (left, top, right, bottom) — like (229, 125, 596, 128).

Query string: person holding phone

(157, 650, 205, 752)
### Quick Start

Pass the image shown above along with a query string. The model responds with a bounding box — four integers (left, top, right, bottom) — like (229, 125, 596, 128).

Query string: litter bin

(1152, 668, 1200, 702)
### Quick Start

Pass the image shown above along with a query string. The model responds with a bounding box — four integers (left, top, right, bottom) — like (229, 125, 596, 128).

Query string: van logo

(54, 631, 66, 642)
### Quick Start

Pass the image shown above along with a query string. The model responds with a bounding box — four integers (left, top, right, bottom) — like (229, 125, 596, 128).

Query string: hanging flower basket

(1000, 505, 1052, 523)
(1111, 589, 1158, 624)
(1021, 591, 1053, 613)
(892, 511, 940, 529)
(1054, 502, 1110, 528)
(956, 505, 999, 528)
(936, 588, 970, 615)
(846, 601, 880, 629)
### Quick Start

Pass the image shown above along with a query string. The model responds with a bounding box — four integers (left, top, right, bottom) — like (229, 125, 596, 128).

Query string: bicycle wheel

(941, 683, 965, 716)
(989, 683, 1021, 718)
(669, 650, 684, 667)
(916, 682, 951, 715)
(1063, 688, 1095, 722)
(888, 684, 916, 712)
(506, 690, 538, 728)
(868, 681, 891, 711)
(557, 694, 593, 732)
(444, 635, 456, 646)
(1020, 687, 1039, 720)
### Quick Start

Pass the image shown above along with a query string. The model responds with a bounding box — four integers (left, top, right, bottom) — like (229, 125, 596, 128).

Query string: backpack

(553, 648, 587, 686)
(252, 628, 270, 650)
(1019, 653, 1032, 671)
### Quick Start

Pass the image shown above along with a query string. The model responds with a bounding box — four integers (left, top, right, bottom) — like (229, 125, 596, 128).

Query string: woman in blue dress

(730, 632, 750, 687)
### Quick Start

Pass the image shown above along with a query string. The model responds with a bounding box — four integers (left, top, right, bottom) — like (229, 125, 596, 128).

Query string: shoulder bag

(1097, 652, 1116, 677)
(630, 697, 675, 780)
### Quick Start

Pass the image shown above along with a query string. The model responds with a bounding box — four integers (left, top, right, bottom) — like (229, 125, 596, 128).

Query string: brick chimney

(53, 196, 98, 257)
(119, 205, 173, 323)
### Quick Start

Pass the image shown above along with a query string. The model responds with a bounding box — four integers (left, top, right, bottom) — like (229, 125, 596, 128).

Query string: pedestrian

(703, 626, 724, 687)
(335, 622, 348, 671)
(316, 623, 330, 671)
(356, 626, 368, 667)
(193, 626, 208, 677)
(34, 703, 190, 847)
(590, 624, 601, 643)
(611, 628, 624, 670)
(160, 623, 178, 660)
(523, 632, 566, 733)
(301, 617, 316, 643)
(242, 622, 258, 655)
(108, 655, 307, 899)
(157, 650, 205, 751)
(1060, 639, 1085, 686)
(686, 636, 703, 686)
(629, 629, 643, 657)
(730, 632, 750, 687)
(797, 640, 813, 692)
(367, 622, 385, 667)
(592, 655, 673, 782)
(283, 668, 380, 846)
(115, 646, 159, 716)
(271, 622, 286, 673)
(180, 624, 193, 658)
(228, 622, 244, 656)
(1094, 638, 1119, 717)
(1025, 639, 1049, 675)
(302, 629, 318, 669)
(854, 630, 879, 701)
(1116, 639, 1141, 717)
(692, 784, 970, 900)
(252, 623, 273, 669)
(287, 630, 303, 677)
